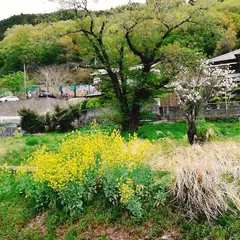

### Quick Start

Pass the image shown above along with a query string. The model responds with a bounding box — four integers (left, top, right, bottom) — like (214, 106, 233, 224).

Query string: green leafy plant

(25, 137, 39, 146)
(85, 98, 102, 109)
(196, 120, 218, 142)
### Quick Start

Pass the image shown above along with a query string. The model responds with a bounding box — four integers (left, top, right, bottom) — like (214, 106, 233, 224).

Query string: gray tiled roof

(209, 49, 240, 63)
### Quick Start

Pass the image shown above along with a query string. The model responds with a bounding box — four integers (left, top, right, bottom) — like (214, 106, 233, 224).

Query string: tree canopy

(0, 71, 24, 96)
(0, 21, 81, 75)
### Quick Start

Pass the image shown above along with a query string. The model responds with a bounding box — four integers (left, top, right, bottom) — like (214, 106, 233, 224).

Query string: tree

(0, 71, 25, 96)
(65, 66, 91, 97)
(18, 108, 46, 133)
(0, 21, 80, 74)
(34, 65, 72, 97)
(171, 61, 237, 145)
(50, 0, 213, 131)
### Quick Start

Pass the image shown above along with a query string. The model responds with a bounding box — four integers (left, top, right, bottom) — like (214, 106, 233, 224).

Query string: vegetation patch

(1, 122, 240, 239)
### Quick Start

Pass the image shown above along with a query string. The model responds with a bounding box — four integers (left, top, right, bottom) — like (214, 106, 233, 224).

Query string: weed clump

(25, 137, 39, 146)
(170, 142, 240, 220)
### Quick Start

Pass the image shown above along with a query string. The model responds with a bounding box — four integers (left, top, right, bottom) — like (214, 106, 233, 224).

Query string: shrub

(85, 98, 102, 109)
(196, 120, 218, 142)
(51, 105, 81, 132)
(18, 108, 45, 134)
(16, 173, 55, 210)
(81, 99, 88, 110)
(25, 137, 39, 146)
(170, 142, 240, 220)
(0, 168, 54, 212)
(23, 124, 170, 219)
(45, 112, 56, 132)
(139, 110, 155, 121)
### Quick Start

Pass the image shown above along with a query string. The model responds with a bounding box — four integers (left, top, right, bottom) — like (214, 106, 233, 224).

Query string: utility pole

(24, 63, 27, 99)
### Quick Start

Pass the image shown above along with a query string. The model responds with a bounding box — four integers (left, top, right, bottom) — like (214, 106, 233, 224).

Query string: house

(208, 49, 240, 102)
(209, 49, 240, 78)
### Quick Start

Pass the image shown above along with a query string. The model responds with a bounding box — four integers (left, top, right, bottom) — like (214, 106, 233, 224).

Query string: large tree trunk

(186, 107, 197, 145)
(128, 104, 140, 132)
(121, 104, 140, 132)
(187, 118, 196, 145)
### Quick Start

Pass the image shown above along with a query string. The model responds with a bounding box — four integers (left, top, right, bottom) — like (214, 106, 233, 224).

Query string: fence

(205, 101, 240, 116)
(158, 101, 240, 121)
(0, 125, 18, 138)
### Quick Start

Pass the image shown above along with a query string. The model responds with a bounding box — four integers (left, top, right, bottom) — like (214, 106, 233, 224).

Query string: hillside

(0, 2, 142, 41)
(0, 10, 80, 41)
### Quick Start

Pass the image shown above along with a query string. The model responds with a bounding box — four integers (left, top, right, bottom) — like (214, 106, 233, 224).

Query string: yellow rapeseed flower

(25, 127, 155, 190)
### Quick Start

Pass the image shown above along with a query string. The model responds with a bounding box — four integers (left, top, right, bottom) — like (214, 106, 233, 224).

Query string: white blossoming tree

(172, 61, 237, 144)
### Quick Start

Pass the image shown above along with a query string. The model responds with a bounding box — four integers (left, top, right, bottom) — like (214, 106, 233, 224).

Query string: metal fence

(206, 101, 240, 116)
(0, 125, 18, 138)
(157, 101, 240, 121)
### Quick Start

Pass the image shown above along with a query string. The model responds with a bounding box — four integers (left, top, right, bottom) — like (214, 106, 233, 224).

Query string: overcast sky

(0, 0, 146, 20)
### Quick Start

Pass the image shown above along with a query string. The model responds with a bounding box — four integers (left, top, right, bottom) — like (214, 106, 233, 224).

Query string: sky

(0, 0, 146, 20)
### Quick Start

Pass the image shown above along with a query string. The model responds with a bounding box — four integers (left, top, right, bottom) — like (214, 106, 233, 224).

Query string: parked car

(0, 96, 19, 102)
(38, 92, 56, 98)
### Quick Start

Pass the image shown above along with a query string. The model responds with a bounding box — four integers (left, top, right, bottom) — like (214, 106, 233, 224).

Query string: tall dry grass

(153, 141, 240, 220)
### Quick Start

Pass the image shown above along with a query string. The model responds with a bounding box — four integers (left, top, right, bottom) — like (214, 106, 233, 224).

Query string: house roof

(209, 49, 240, 63)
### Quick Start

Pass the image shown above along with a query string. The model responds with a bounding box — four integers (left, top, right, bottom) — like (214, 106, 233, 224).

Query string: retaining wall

(0, 98, 70, 117)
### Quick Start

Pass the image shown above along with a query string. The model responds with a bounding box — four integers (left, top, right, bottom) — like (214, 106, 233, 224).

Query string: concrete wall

(80, 107, 119, 126)
(0, 97, 118, 127)
(0, 98, 71, 117)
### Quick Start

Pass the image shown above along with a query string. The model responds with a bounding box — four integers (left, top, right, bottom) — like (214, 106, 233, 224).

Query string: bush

(45, 112, 56, 132)
(18, 108, 45, 134)
(85, 98, 102, 109)
(25, 137, 39, 146)
(51, 104, 81, 132)
(0, 169, 54, 212)
(196, 120, 218, 142)
(22, 125, 170, 219)
(139, 109, 155, 121)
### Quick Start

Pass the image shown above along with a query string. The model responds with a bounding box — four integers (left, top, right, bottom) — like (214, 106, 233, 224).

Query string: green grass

(213, 122, 240, 137)
(1, 121, 240, 166)
(138, 122, 187, 140)
(0, 132, 65, 166)
(0, 172, 38, 240)
(138, 121, 240, 141)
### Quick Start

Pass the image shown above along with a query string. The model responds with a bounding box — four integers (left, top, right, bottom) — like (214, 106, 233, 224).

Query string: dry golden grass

(152, 141, 240, 220)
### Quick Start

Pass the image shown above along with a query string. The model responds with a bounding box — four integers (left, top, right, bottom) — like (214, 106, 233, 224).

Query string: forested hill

(0, 2, 141, 41)
(0, 10, 81, 41)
